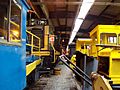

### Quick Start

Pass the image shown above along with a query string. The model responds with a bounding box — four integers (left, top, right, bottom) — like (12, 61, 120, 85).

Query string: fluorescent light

(68, 0, 95, 45)
(73, 19, 83, 32)
(68, 31, 77, 44)
(68, 19, 83, 44)
(66, 46, 69, 52)
(77, 0, 95, 19)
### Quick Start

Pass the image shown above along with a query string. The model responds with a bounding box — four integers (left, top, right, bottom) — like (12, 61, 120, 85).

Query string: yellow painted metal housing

(26, 59, 41, 76)
(51, 43, 60, 63)
(91, 73, 112, 90)
(41, 26, 49, 51)
(55, 50, 60, 63)
(40, 25, 60, 63)
(76, 38, 91, 56)
(90, 25, 120, 84)
(70, 55, 76, 69)
(32, 25, 59, 64)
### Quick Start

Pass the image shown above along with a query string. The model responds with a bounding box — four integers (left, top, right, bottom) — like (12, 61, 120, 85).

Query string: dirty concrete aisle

(29, 64, 81, 90)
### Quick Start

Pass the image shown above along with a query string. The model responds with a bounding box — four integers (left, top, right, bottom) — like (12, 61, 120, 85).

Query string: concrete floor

(29, 64, 81, 90)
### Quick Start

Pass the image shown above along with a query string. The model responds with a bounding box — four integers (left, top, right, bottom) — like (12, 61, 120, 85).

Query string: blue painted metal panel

(0, 1, 29, 90)
(21, 0, 31, 9)
(0, 45, 26, 90)
(26, 55, 40, 63)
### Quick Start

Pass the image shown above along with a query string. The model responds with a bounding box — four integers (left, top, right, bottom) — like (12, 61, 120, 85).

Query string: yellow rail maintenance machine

(76, 38, 91, 56)
(90, 25, 120, 86)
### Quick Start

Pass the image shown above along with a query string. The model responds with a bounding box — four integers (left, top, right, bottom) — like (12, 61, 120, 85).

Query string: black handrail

(59, 55, 92, 86)
(62, 54, 91, 80)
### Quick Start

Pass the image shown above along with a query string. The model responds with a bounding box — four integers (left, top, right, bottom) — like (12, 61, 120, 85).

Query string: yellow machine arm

(91, 72, 113, 90)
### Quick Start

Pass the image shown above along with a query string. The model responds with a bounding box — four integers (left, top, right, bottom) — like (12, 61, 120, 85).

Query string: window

(81, 45, 84, 49)
(118, 34, 120, 45)
(10, 0, 21, 42)
(0, 0, 9, 40)
(0, 0, 21, 43)
(100, 33, 117, 44)
(108, 36, 116, 43)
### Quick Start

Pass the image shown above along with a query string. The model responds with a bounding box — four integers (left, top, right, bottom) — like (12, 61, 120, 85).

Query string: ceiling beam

(54, 5, 60, 27)
(32, 1, 120, 6)
(78, 29, 90, 33)
(75, 34, 89, 39)
(101, 13, 116, 18)
(49, 11, 75, 18)
(55, 27, 91, 33)
(61, 34, 70, 37)
(57, 31, 71, 34)
(60, 35, 70, 39)
(86, 14, 115, 21)
(55, 26, 71, 31)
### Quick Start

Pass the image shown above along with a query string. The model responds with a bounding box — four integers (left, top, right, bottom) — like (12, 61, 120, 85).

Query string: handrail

(26, 30, 40, 39)
(59, 54, 92, 86)
(4, 17, 20, 28)
(62, 54, 91, 80)
(26, 30, 40, 54)
(50, 43, 56, 63)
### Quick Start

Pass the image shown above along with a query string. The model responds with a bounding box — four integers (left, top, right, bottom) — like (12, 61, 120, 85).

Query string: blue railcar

(0, 0, 29, 90)
(26, 55, 40, 63)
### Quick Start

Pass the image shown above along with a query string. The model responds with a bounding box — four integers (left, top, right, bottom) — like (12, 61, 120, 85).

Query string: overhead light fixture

(66, 45, 69, 52)
(68, 19, 83, 44)
(73, 19, 83, 32)
(68, 0, 95, 45)
(68, 31, 77, 44)
(77, 0, 95, 19)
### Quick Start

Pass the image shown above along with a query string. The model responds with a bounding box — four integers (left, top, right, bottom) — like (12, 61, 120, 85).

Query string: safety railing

(26, 30, 40, 54)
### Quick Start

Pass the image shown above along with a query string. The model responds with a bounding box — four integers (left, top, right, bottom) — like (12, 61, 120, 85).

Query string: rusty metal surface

(28, 65, 81, 90)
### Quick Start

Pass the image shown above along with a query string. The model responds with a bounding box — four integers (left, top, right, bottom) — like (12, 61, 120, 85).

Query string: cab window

(100, 33, 117, 44)
(10, 0, 21, 42)
(0, 0, 9, 40)
(118, 34, 120, 45)
(0, 0, 21, 43)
